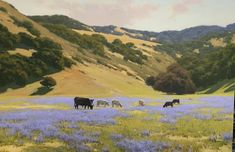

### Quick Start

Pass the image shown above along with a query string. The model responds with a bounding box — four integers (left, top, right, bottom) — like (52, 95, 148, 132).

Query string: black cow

(172, 99, 180, 104)
(163, 101, 173, 108)
(74, 97, 94, 110)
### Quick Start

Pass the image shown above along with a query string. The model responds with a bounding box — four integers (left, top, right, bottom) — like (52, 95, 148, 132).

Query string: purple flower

(110, 134, 124, 141)
(222, 132, 232, 142)
(116, 139, 169, 152)
(35, 134, 44, 143)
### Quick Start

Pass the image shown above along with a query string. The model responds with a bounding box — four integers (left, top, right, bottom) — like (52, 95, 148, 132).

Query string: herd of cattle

(74, 97, 181, 110)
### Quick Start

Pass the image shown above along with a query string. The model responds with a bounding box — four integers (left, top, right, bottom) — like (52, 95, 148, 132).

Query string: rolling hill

(0, 0, 173, 97)
(92, 23, 235, 44)
(29, 15, 235, 44)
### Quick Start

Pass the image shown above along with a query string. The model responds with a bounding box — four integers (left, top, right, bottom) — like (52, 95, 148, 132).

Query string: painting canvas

(0, 0, 234, 151)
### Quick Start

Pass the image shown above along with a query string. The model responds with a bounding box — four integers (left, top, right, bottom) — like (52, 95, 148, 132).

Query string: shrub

(17, 32, 39, 48)
(44, 24, 106, 57)
(0, 7, 7, 12)
(35, 37, 62, 50)
(40, 77, 57, 88)
(109, 39, 147, 64)
(0, 23, 17, 50)
(64, 57, 75, 68)
(15, 70, 28, 86)
(145, 76, 156, 86)
(11, 17, 41, 37)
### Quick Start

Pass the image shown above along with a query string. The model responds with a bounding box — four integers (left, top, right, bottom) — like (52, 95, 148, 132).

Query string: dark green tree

(40, 77, 57, 88)
(153, 64, 196, 94)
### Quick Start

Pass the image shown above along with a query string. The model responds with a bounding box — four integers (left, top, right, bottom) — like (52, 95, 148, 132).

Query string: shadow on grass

(205, 79, 235, 94)
(31, 86, 53, 96)
(224, 84, 235, 93)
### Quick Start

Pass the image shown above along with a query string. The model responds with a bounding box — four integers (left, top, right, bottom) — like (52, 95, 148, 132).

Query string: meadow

(0, 95, 233, 152)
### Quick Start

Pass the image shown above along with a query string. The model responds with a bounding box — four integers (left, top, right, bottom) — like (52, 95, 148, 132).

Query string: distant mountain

(29, 15, 235, 44)
(121, 25, 235, 44)
(226, 23, 235, 31)
(92, 24, 235, 44)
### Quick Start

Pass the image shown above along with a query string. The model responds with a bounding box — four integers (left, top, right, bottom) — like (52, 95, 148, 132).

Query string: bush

(43, 24, 106, 57)
(40, 77, 57, 88)
(0, 7, 7, 12)
(17, 32, 39, 48)
(152, 64, 196, 94)
(145, 76, 156, 86)
(11, 17, 41, 37)
(63, 57, 75, 68)
(35, 37, 62, 50)
(109, 39, 147, 64)
(0, 23, 17, 50)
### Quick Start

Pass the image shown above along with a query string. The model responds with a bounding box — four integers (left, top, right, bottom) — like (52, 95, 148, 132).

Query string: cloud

(45, 0, 159, 26)
(172, 0, 203, 16)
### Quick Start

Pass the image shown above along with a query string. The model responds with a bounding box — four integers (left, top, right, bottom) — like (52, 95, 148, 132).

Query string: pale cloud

(4, 0, 235, 32)
(172, 0, 203, 16)
(46, 0, 159, 26)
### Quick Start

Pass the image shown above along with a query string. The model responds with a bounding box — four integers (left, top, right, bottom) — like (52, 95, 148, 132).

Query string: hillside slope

(0, 1, 77, 56)
(0, 1, 173, 96)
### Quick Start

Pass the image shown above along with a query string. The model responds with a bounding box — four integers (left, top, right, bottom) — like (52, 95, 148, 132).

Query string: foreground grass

(78, 110, 232, 151)
(0, 95, 232, 152)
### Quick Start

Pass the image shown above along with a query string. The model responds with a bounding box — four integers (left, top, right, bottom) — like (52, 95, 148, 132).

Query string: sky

(4, 0, 235, 32)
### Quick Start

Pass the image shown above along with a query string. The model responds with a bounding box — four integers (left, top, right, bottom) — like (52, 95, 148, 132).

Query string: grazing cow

(74, 97, 94, 110)
(163, 101, 173, 108)
(139, 100, 145, 106)
(112, 100, 122, 108)
(96, 100, 109, 107)
(172, 99, 180, 104)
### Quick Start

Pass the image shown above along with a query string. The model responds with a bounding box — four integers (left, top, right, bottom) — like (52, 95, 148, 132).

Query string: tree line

(0, 23, 73, 90)
(42, 24, 148, 64)
(146, 44, 235, 94)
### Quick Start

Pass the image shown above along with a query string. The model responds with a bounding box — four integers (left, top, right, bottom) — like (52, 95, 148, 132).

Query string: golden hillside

(0, 0, 174, 96)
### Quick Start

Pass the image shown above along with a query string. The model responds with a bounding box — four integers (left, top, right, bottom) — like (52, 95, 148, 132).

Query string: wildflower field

(0, 95, 233, 152)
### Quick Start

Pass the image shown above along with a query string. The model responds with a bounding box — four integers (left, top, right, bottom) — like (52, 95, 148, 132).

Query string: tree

(153, 64, 196, 94)
(40, 77, 57, 88)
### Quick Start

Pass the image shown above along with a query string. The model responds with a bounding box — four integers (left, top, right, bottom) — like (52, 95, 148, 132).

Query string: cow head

(90, 99, 94, 105)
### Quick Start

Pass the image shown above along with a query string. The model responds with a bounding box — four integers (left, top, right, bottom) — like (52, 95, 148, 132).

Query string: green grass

(0, 95, 232, 151)
(24, 145, 74, 152)
(78, 110, 232, 151)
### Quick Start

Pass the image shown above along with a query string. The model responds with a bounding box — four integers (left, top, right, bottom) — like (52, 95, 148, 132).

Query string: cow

(96, 100, 109, 107)
(112, 100, 122, 108)
(172, 99, 180, 104)
(139, 100, 145, 106)
(74, 97, 94, 110)
(163, 101, 173, 108)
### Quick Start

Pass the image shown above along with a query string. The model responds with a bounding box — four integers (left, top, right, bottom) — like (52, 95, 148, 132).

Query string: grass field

(0, 94, 233, 152)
